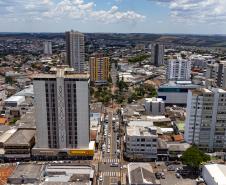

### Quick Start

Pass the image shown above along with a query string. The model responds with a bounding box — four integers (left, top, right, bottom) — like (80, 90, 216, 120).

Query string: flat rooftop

(127, 126, 157, 137)
(4, 128, 35, 146)
(128, 120, 154, 127)
(44, 165, 93, 184)
(33, 68, 89, 79)
(204, 164, 226, 185)
(8, 163, 43, 180)
(159, 81, 199, 88)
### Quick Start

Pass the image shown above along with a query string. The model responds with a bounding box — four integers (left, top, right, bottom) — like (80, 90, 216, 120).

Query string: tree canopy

(181, 146, 210, 169)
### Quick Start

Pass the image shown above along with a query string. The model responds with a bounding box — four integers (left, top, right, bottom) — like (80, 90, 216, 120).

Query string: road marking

(101, 171, 121, 177)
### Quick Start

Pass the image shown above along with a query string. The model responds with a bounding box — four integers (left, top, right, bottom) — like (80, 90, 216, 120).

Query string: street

(98, 111, 123, 185)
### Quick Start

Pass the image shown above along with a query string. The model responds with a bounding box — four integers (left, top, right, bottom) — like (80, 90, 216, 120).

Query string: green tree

(5, 76, 13, 85)
(181, 146, 210, 169)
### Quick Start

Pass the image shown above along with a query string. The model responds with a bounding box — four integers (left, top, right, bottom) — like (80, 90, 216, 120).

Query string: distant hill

(0, 32, 226, 48)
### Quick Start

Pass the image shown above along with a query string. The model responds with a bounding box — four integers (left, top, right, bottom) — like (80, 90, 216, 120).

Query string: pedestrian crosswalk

(100, 171, 121, 177)
(101, 158, 120, 163)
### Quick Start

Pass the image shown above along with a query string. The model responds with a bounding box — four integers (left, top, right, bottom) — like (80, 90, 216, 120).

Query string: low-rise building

(158, 81, 200, 105)
(7, 163, 44, 184)
(202, 164, 226, 185)
(144, 98, 165, 116)
(127, 163, 160, 185)
(125, 126, 158, 161)
(3, 128, 35, 161)
(4, 96, 25, 107)
(41, 164, 94, 185)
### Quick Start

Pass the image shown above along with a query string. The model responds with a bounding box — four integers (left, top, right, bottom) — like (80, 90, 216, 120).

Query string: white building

(185, 88, 226, 151)
(32, 67, 92, 158)
(202, 164, 226, 185)
(125, 126, 158, 160)
(158, 81, 200, 105)
(4, 96, 25, 107)
(206, 61, 226, 89)
(166, 58, 191, 81)
(151, 43, 164, 67)
(43, 41, 52, 55)
(144, 98, 165, 116)
(65, 30, 85, 73)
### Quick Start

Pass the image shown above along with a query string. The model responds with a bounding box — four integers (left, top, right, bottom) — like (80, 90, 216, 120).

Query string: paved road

(98, 111, 122, 185)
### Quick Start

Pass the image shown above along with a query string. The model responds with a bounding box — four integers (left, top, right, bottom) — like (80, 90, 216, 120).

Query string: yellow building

(90, 56, 110, 85)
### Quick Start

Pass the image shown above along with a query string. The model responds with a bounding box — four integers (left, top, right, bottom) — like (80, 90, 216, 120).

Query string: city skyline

(0, 0, 226, 34)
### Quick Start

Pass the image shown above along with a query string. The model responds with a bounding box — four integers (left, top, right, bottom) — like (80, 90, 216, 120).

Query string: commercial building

(125, 126, 158, 161)
(89, 55, 110, 85)
(43, 41, 52, 55)
(7, 164, 44, 184)
(202, 164, 226, 185)
(4, 128, 35, 161)
(185, 88, 226, 151)
(158, 81, 200, 105)
(144, 98, 165, 116)
(65, 30, 85, 73)
(127, 163, 160, 185)
(151, 43, 164, 67)
(166, 58, 191, 81)
(32, 67, 94, 159)
(42, 164, 94, 184)
(4, 96, 25, 107)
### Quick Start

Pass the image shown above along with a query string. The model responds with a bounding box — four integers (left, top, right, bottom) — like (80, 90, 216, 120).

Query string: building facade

(151, 43, 164, 67)
(89, 55, 110, 85)
(33, 68, 92, 159)
(158, 81, 200, 105)
(185, 88, 226, 151)
(125, 126, 158, 161)
(166, 58, 191, 81)
(144, 98, 165, 116)
(43, 41, 52, 55)
(65, 31, 85, 73)
(206, 61, 226, 89)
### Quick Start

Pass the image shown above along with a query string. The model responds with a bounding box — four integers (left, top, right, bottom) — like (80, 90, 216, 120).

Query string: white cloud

(0, 0, 145, 24)
(151, 0, 226, 24)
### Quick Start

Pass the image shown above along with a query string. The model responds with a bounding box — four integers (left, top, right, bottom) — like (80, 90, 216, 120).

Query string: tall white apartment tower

(185, 88, 226, 151)
(43, 41, 52, 55)
(33, 68, 90, 154)
(65, 31, 85, 73)
(151, 43, 164, 67)
(166, 58, 191, 81)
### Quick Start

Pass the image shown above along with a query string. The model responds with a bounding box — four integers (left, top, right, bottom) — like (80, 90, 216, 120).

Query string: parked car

(110, 163, 119, 167)
(155, 172, 161, 179)
(176, 173, 181, 178)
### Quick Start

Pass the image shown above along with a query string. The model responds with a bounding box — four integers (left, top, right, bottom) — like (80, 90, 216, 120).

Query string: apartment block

(151, 43, 164, 67)
(185, 88, 226, 151)
(166, 58, 191, 81)
(89, 55, 110, 85)
(65, 31, 85, 73)
(144, 98, 165, 116)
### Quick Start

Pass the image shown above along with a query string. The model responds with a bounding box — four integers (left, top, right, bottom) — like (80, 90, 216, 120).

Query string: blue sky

(0, 0, 226, 34)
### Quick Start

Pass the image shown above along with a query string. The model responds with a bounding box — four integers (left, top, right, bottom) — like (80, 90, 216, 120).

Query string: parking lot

(154, 162, 197, 185)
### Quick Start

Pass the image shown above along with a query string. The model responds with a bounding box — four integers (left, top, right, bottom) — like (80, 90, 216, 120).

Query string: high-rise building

(89, 55, 110, 85)
(166, 58, 191, 81)
(206, 61, 226, 89)
(32, 67, 94, 159)
(65, 31, 85, 73)
(151, 43, 164, 67)
(185, 88, 226, 151)
(43, 41, 52, 55)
